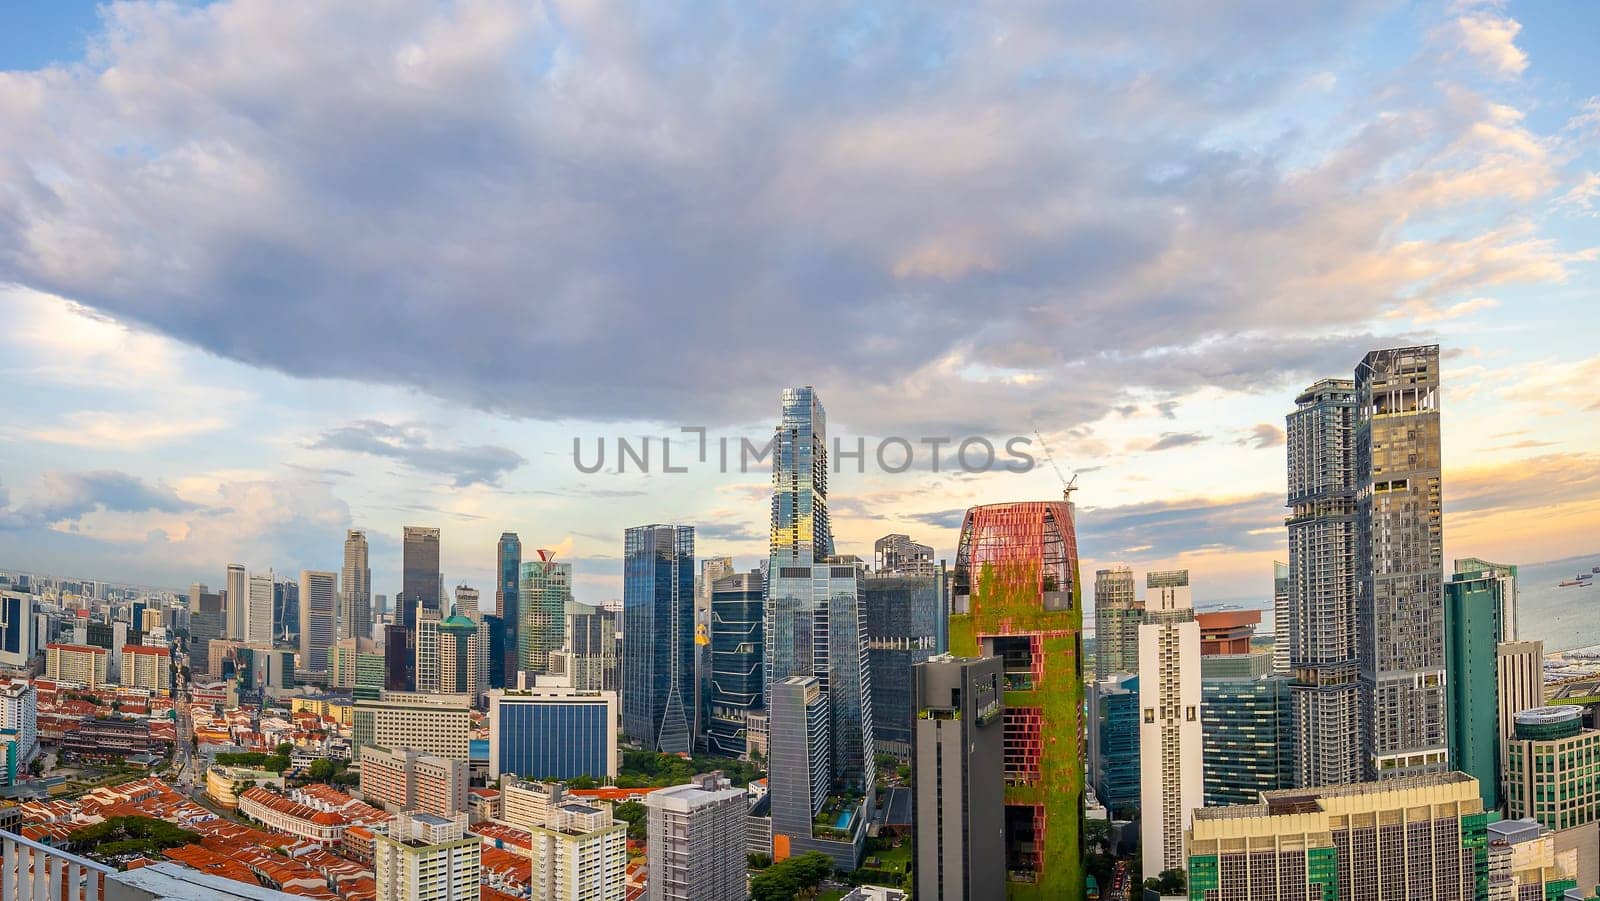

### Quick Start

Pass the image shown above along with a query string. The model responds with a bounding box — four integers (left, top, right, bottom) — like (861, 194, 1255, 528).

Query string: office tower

(645, 772, 749, 901)
(189, 588, 225, 677)
(946, 499, 1084, 897)
(1186, 772, 1486, 900)
(863, 565, 944, 760)
(0, 591, 34, 669)
(438, 614, 485, 701)
(480, 613, 506, 690)
(402, 526, 442, 630)
(913, 655, 1005, 901)
(330, 637, 362, 689)
(226, 563, 247, 640)
(564, 601, 619, 692)
(352, 694, 472, 759)
(1197, 636, 1293, 807)
(874, 533, 935, 576)
(343, 530, 372, 642)
(1356, 344, 1447, 779)
(374, 594, 388, 618)
(527, 799, 628, 901)
(273, 578, 298, 642)
(487, 687, 619, 781)
(520, 552, 571, 676)
(1272, 561, 1289, 674)
(1498, 639, 1544, 753)
(384, 624, 411, 692)
(1504, 706, 1600, 830)
(453, 585, 479, 618)
(1138, 570, 1202, 876)
(360, 746, 470, 816)
(0, 682, 38, 760)
(46, 643, 109, 687)
(415, 611, 442, 693)
(1457, 557, 1517, 640)
(1445, 561, 1514, 811)
(1093, 565, 1141, 679)
(245, 570, 275, 645)
(373, 811, 480, 901)
(1088, 673, 1140, 820)
(767, 675, 860, 869)
(623, 524, 697, 754)
(497, 532, 521, 686)
(120, 645, 171, 694)
(354, 641, 388, 700)
(1285, 377, 1363, 788)
(298, 570, 337, 673)
(697, 556, 734, 626)
(706, 570, 764, 757)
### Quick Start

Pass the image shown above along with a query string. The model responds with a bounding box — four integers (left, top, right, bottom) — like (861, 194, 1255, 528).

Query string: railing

(0, 830, 113, 901)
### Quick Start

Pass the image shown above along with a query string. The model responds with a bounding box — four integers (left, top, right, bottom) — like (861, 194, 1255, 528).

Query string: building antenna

(1032, 426, 1079, 503)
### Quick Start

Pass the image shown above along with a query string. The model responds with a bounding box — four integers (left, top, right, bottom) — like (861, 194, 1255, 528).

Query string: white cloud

(1440, 11, 1529, 78)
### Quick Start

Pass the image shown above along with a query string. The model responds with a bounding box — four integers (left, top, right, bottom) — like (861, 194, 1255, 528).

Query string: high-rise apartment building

(764, 387, 874, 794)
(645, 772, 748, 901)
(1504, 706, 1600, 831)
(519, 552, 570, 677)
(1138, 570, 1203, 876)
(247, 570, 276, 646)
(487, 687, 618, 781)
(1356, 344, 1447, 779)
(946, 499, 1084, 898)
(120, 645, 171, 694)
(46, 643, 109, 688)
(359, 745, 469, 817)
(298, 570, 337, 673)
(1445, 561, 1514, 811)
(1285, 377, 1363, 788)
(1186, 772, 1486, 901)
(226, 563, 247, 640)
(912, 655, 1004, 901)
(623, 524, 697, 754)
(707, 570, 764, 758)
(527, 799, 628, 901)
(0, 591, 34, 670)
(342, 530, 371, 643)
(1088, 673, 1140, 820)
(0, 682, 38, 761)
(863, 566, 945, 760)
(414, 611, 442, 693)
(497, 532, 521, 687)
(401, 526, 442, 630)
(874, 533, 935, 576)
(1272, 561, 1289, 675)
(1093, 565, 1141, 679)
(373, 811, 480, 901)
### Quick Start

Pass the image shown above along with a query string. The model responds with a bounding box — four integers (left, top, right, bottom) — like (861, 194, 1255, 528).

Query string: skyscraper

(1286, 377, 1363, 788)
(946, 500, 1083, 898)
(564, 601, 620, 693)
(298, 570, 337, 674)
(519, 552, 571, 676)
(342, 530, 372, 643)
(706, 570, 764, 758)
(1356, 344, 1446, 779)
(1138, 569, 1203, 877)
(373, 811, 480, 901)
(874, 533, 935, 576)
(0, 591, 34, 669)
(913, 654, 1004, 901)
(402, 526, 442, 630)
(226, 563, 247, 641)
(645, 772, 748, 901)
(1271, 560, 1289, 675)
(247, 570, 276, 645)
(768, 675, 861, 869)
(863, 565, 944, 760)
(623, 524, 697, 755)
(1093, 565, 1140, 679)
(696, 556, 734, 627)
(1087, 673, 1140, 819)
(415, 611, 441, 693)
(1197, 633, 1293, 808)
(1445, 561, 1514, 812)
(497, 532, 521, 687)
(437, 614, 484, 701)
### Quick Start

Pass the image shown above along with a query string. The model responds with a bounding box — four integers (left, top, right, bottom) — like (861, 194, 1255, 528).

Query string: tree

(306, 758, 337, 781)
(614, 800, 647, 841)
(748, 852, 773, 870)
(1144, 868, 1187, 895)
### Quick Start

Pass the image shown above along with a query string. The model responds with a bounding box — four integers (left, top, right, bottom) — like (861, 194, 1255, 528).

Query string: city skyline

(2, 1, 1598, 611)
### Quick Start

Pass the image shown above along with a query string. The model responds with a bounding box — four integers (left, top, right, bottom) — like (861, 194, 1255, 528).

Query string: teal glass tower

(1445, 559, 1515, 811)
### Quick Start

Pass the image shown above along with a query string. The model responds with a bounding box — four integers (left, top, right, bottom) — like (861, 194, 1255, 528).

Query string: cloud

(1561, 173, 1600, 217)
(0, 0, 1582, 437)
(695, 521, 763, 543)
(905, 508, 969, 530)
(1384, 297, 1500, 324)
(1147, 432, 1209, 452)
(0, 470, 194, 528)
(310, 420, 524, 487)
(1078, 493, 1285, 561)
(1439, 8, 1528, 78)
(1238, 424, 1286, 449)
(21, 411, 229, 448)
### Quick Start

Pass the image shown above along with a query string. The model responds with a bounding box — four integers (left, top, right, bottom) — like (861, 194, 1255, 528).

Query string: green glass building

(1444, 562, 1512, 811)
(1504, 706, 1600, 831)
(1200, 651, 1294, 807)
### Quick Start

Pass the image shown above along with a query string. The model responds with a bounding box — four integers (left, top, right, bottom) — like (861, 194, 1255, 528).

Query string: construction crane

(1032, 427, 1079, 503)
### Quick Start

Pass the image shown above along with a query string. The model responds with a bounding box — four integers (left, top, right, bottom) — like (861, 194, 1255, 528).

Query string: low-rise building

(205, 765, 285, 809)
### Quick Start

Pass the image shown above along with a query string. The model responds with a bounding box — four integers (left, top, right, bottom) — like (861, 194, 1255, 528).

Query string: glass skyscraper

(496, 532, 520, 687)
(518, 554, 571, 677)
(1088, 672, 1140, 819)
(1445, 561, 1514, 811)
(622, 523, 697, 755)
(862, 567, 944, 760)
(1200, 651, 1294, 806)
(707, 569, 764, 758)
(402, 526, 442, 630)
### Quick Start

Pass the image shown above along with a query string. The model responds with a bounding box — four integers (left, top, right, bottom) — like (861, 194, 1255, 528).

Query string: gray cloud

(1078, 493, 1285, 561)
(1148, 432, 1209, 452)
(0, 1, 1578, 437)
(310, 420, 524, 487)
(0, 471, 193, 529)
(1238, 423, 1286, 449)
(695, 521, 764, 543)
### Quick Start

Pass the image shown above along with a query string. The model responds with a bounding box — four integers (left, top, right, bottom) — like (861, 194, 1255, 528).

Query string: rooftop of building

(1194, 771, 1479, 823)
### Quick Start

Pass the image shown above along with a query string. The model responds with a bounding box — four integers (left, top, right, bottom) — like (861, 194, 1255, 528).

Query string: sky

(0, 0, 1596, 609)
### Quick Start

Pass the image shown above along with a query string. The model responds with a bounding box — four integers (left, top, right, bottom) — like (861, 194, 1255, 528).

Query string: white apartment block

(1138, 570, 1203, 875)
(374, 811, 480, 901)
(529, 801, 628, 901)
(0, 682, 37, 760)
(645, 773, 748, 901)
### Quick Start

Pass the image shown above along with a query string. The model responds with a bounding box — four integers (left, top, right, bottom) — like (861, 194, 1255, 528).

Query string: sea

(1089, 552, 1600, 654)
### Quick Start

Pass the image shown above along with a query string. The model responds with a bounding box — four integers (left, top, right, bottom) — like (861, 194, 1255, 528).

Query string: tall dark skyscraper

(863, 565, 945, 760)
(1286, 377, 1363, 788)
(623, 523, 697, 755)
(706, 569, 764, 758)
(1356, 344, 1447, 779)
(496, 532, 521, 688)
(342, 529, 371, 643)
(401, 526, 441, 630)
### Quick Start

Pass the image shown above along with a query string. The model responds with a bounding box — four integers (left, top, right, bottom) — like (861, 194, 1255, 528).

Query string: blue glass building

(496, 532, 520, 688)
(1089, 673, 1140, 819)
(863, 569, 945, 760)
(489, 689, 617, 781)
(622, 524, 696, 755)
(0, 592, 32, 668)
(1200, 652, 1295, 806)
(707, 570, 764, 758)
